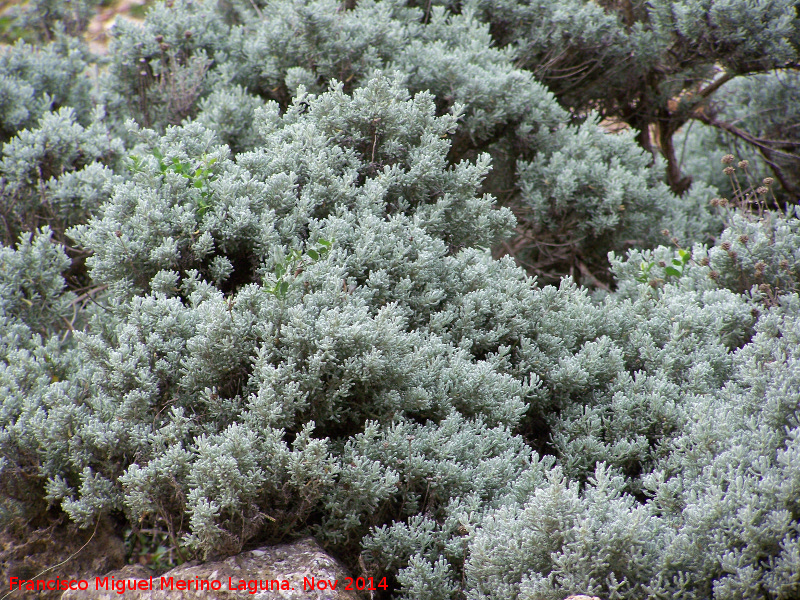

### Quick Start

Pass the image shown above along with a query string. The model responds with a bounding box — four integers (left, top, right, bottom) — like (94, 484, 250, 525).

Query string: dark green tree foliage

(1, 1, 800, 599)
(471, 0, 800, 197)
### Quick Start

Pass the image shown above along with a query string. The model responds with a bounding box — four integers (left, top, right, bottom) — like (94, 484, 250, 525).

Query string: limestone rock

(61, 538, 361, 600)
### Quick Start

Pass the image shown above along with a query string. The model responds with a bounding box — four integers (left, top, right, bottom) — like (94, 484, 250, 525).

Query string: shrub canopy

(1, 1, 799, 599)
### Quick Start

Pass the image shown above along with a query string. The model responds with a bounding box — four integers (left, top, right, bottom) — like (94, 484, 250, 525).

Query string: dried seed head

(737, 160, 749, 169)
(671, 237, 679, 246)
(649, 279, 659, 288)
(763, 177, 774, 186)
(709, 270, 720, 280)
(721, 154, 735, 164)
(661, 229, 670, 237)
(779, 259, 790, 270)
(710, 197, 720, 206)
(160, 42, 170, 51)
(754, 261, 766, 275)
(728, 250, 738, 260)
(759, 283, 771, 293)
(756, 186, 768, 195)
(155, 34, 163, 43)
(184, 30, 193, 39)
(699, 257, 710, 266)
(720, 242, 731, 251)
(658, 260, 666, 267)
(738, 235, 749, 244)
(723, 166, 735, 176)
(719, 197, 729, 207)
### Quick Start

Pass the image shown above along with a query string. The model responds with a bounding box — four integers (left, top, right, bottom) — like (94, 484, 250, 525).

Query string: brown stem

(660, 121, 693, 195)
(577, 260, 610, 291)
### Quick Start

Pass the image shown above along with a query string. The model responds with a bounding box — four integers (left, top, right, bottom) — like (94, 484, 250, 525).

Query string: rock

(60, 537, 361, 600)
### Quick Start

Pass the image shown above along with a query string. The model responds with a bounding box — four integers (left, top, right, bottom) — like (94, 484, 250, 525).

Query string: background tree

(471, 0, 800, 198)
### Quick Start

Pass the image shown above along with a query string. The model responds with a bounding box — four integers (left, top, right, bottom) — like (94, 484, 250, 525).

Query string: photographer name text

(8, 574, 388, 595)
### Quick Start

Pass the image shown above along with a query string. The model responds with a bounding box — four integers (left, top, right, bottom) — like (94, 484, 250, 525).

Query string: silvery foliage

(0, 36, 123, 245)
(28, 77, 544, 558)
(98, 0, 710, 283)
(0, 37, 94, 140)
(514, 116, 718, 281)
(98, 0, 228, 132)
(195, 84, 267, 154)
(0, 1, 799, 598)
(5, 74, 797, 599)
(611, 205, 800, 302)
(0, 227, 84, 522)
(0, 0, 102, 42)
(0, 106, 123, 245)
(675, 70, 800, 203)
(458, 228, 800, 600)
(470, 0, 799, 198)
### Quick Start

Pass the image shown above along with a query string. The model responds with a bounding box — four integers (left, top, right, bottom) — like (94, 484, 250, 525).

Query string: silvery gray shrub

(1, 1, 799, 599)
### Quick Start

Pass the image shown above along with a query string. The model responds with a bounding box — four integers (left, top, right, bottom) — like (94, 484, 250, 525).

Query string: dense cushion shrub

(1, 1, 799, 599)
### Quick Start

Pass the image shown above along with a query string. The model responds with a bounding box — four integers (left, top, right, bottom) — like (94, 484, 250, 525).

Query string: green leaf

(274, 264, 284, 279)
(672, 258, 683, 266)
(307, 249, 319, 261)
(279, 281, 289, 296)
(665, 266, 682, 277)
(317, 239, 331, 247)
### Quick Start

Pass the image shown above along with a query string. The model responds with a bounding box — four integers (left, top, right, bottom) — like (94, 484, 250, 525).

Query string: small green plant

(635, 260, 655, 284)
(636, 248, 691, 285)
(265, 238, 333, 299)
(154, 149, 217, 218)
(129, 149, 218, 218)
(664, 248, 691, 278)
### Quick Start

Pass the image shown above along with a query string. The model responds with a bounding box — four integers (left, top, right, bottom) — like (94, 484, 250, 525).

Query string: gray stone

(60, 538, 362, 600)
